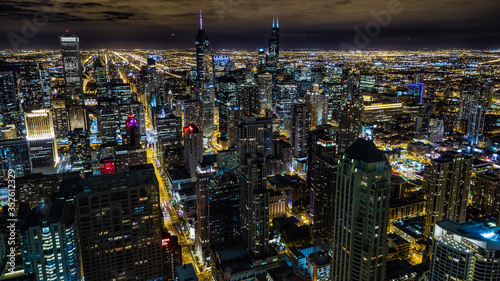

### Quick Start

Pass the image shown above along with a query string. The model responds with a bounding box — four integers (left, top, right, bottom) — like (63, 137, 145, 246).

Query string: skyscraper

(307, 125, 337, 249)
(195, 11, 214, 139)
(424, 151, 472, 238)
(240, 153, 270, 257)
(195, 156, 217, 251)
(60, 31, 83, 106)
(337, 99, 363, 154)
(429, 219, 500, 281)
(267, 16, 280, 70)
(195, 10, 209, 100)
(75, 166, 164, 280)
(20, 198, 78, 281)
(331, 139, 391, 281)
(237, 115, 265, 159)
(51, 99, 69, 141)
(290, 103, 311, 158)
(217, 76, 238, 140)
(0, 138, 30, 178)
(162, 231, 183, 281)
(0, 71, 24, 137)
(24, 109, 58, 168)
(68, 128, 91, 172)
(183, 99, 203, 129)
(466, 104, 485, 145)
(207, 169, 240, 246)
(184, 124, 203, 181)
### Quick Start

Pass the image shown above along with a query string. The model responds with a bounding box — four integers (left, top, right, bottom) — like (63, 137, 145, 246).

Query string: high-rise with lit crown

(331, 139, 391, 281)
(24, 109, 58, 168)
(267, 16, 280, 70)
(184, 124, 203, 181)
(195, 11, 214, 139)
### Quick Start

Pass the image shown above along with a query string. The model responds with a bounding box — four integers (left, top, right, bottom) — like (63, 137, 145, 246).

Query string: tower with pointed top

(194, 10, 214, 139)
(195, 11, 209, 92)
(267, 16, 280, 70)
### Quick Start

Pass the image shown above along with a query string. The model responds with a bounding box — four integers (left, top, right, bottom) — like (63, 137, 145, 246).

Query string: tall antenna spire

(272, 15, 275, 28)
(200, 10, 203, 30)
(277, 14, 279, 28)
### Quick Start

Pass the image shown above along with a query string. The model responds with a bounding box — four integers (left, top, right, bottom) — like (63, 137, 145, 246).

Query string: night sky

(1, 0, 499, 50)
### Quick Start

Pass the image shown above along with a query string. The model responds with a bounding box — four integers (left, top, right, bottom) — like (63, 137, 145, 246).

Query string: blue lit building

(430, 219, 500, 281)
(20, 198, 78, 281)
(0, 138, 30, 178)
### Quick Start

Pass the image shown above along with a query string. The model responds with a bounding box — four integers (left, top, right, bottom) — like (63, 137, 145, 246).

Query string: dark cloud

(102, 11, 135, 21)
(0, 0, 498, 49)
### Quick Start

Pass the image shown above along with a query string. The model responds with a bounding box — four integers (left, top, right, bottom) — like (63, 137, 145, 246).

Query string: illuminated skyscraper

(123, 111, 140, 148)
(217, 76, 238, 140)
(68, 128, 91, 172)
(20, 198, 78, 281)
(195, 10, 209, 100)
(184, 124, 203, 181)
(429, 219, 500, 281)
(240, 153, 270, 257)
(0, 71, 24, 137)
(94, 57, 107, 99)
(466, 104, 485, 145)
(18, 62, 43, 108)
(207, 169, 240, 245)
(331, 139, 391, 281)
(290, 103, 311, 158)
(51, 99, 69, 141)
(162, 231, 182, 281)
(307, 125, 336, 249)
(195, 157, 217, 251)
(194, 11, 214, 139)
(24, 109, 58, 167)
(424, 151, 472, 238)
(337, 99, 363, 154)
(0, 138, 30, 178)
(267, 16, 280, 70)
(75, 166, 164, 280)
(60, 32, 83, 106)
(183, 99, 203, 128)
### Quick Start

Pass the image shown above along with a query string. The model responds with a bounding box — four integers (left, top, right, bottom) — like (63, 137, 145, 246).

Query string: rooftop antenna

(277, 14, 279, 28)
(272, 15, 275, 28)
(200, 10, 203, 30)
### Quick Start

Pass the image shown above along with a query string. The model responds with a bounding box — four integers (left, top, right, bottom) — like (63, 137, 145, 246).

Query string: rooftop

(176, 263, 198, 281)
(436, 219, 500, 250)
(345, 138, 388, 163)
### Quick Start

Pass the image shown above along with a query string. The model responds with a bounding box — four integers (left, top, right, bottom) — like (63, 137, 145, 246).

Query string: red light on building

(100, 161, 115, 175)
(162, 238, 170, 247)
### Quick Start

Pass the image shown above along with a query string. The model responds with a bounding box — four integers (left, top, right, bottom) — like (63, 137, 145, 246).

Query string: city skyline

(1, 2, 500, 280)
(1, 0, 500, 49)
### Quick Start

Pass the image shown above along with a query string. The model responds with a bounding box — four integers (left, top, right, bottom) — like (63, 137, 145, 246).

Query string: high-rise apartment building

(184, 124, 203, 181)
(429, 219, 500, 281)
(290, 103, 311, 158)
(337, 100, 363, 154)
(331, 139, 391, 281)
(240, 153, 270, 257)
(424, 151, 472, 238)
